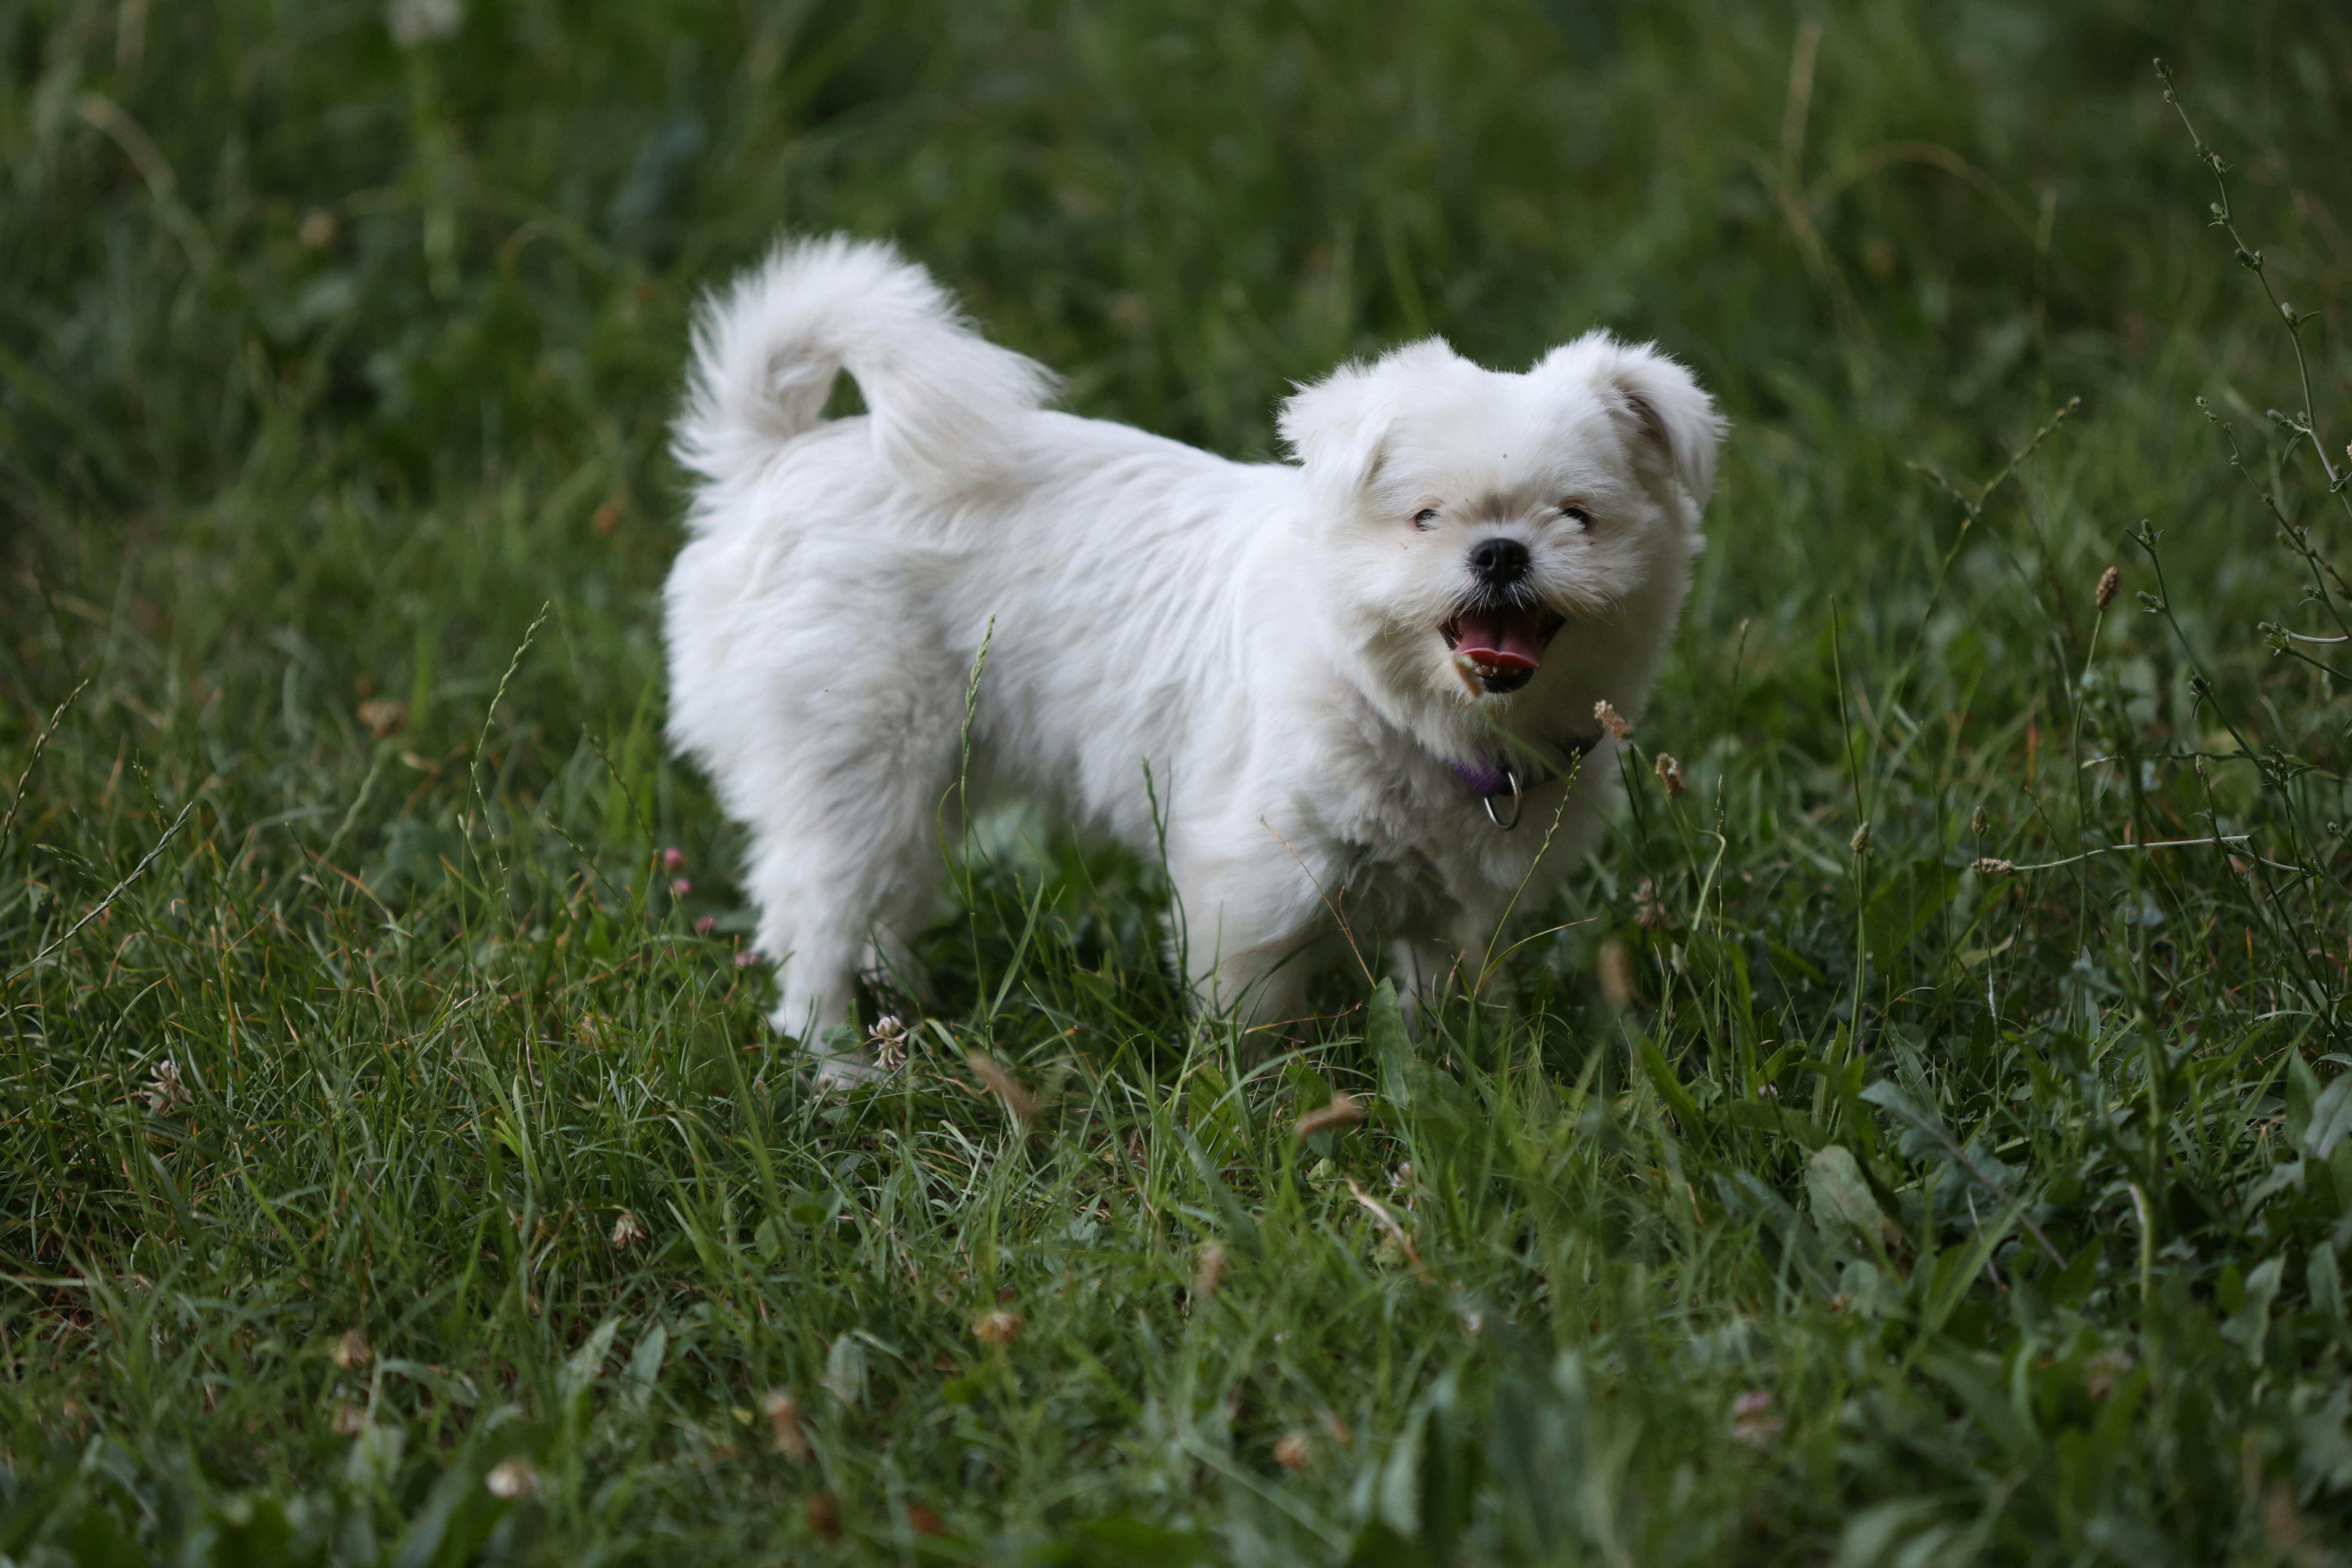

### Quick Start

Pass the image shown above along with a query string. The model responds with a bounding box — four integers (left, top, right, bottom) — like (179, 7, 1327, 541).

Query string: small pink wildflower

(695, 915, 717, 934)
(734, 949, 758, 968)
(662, 846, 685, 871)
(670, 877, 692, 896)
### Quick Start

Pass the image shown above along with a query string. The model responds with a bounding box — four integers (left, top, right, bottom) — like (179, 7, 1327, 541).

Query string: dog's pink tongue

(1453, 608, 1547, 672)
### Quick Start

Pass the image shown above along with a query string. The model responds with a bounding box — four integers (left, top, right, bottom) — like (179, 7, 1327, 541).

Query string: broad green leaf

(1806, 1145, 1899, 1250)
(2303, 1073, 2352, 1161)
(560, 1314, 622, 1400)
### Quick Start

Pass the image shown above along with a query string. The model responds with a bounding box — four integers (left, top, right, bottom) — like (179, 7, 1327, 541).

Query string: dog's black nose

(1468, 537, 1530, 584)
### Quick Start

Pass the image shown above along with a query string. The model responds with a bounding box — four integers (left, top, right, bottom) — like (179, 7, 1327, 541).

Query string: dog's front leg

(1186, 938, 1311, 1035)
(1386, 939, 1464, 1035)
(1166, 842, 1326, 1035)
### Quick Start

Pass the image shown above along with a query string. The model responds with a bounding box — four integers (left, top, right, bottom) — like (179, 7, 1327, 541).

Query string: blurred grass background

(5, 0, 2352, 1563)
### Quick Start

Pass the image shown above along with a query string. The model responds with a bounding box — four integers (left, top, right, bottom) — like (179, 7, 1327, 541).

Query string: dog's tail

(674, 235, 1057, 503)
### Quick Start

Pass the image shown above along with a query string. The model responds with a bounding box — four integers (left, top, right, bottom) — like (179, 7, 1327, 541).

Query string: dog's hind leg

(747, 815, 947, 1080)
(733, 676, 962, 1081)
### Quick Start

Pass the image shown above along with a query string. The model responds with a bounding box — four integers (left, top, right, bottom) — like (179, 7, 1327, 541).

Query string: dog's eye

(1558, 502, 1592, 529)
(1412, 508, 1440, 530)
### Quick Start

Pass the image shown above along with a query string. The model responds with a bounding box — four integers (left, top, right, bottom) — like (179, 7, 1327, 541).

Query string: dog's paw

(800, 1023, 884, 1089)
(808, 1049, 882, 1089)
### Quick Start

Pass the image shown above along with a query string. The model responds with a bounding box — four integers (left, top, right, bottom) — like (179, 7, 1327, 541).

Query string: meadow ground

(5, 2, 2352, 1562)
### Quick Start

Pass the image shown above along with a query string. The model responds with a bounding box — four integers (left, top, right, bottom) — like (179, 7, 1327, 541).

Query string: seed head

(1970, 805, 1989, 836)
(333, 1330, 372, 1370)
(1972, 857, 2015, 877)
(331, 1402, 369, 1437)
(1598, 940, 1635, 1013)
(1449, 652, 1489, 701)
(1273, 1431, 1313, 1470)
(1654, 752, 1685, 799)
(388, 0, 464, 49)
(485, 1456, 539, 1501)
(972, 1309, 1021, 1344)
(1593, 699, 1633, 741)
(965, 1052, 1038, 1121)
(1293, 1093, 1363, 1139)
(762, 1388, 812, 1461)
(1194, 1242, 1229, 1301)
(1730, 1390, 1783, 1446)
(609, 1210, 647, 1250)
(2095, 565, 2120, 611)
(357, 699, 406, 738)
(1850, 821, 1872, 855)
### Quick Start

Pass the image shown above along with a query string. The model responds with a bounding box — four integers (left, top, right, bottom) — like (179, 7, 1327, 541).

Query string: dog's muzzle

(1441, 588, 1566, 696)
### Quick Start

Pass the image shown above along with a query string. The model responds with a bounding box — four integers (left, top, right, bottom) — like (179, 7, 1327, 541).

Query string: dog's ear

(1543, 334, 1725, 511)
(1279, 363, 1392, 498)
(1280, 340, 1458, 499)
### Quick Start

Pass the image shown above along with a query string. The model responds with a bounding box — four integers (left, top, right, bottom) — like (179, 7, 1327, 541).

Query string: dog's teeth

(1451, 653, 1489, 699)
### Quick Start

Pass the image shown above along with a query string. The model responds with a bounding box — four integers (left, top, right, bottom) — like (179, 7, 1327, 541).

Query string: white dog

(665, 236, 1720, 1072)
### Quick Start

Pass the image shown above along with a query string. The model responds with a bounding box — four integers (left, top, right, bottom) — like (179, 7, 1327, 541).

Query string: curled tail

(674, 234, 1057, 503)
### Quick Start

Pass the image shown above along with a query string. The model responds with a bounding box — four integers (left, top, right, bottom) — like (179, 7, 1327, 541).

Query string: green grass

(6, 0, 2352, 1562)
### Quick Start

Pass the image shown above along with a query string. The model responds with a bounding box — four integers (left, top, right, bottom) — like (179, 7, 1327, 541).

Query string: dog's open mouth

(1441, 603, 1566, 696)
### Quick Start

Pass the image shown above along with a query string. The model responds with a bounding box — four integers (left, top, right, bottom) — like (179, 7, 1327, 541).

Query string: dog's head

(1279, 332, 1723, 745)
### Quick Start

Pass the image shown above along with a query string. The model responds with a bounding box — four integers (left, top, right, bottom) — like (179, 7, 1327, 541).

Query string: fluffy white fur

(665, 235, 1722, 1071)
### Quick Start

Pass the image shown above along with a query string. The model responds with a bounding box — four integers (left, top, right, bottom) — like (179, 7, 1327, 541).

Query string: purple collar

(1446, 733, 1599, 799)
(1448, 754, 1523, 799)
